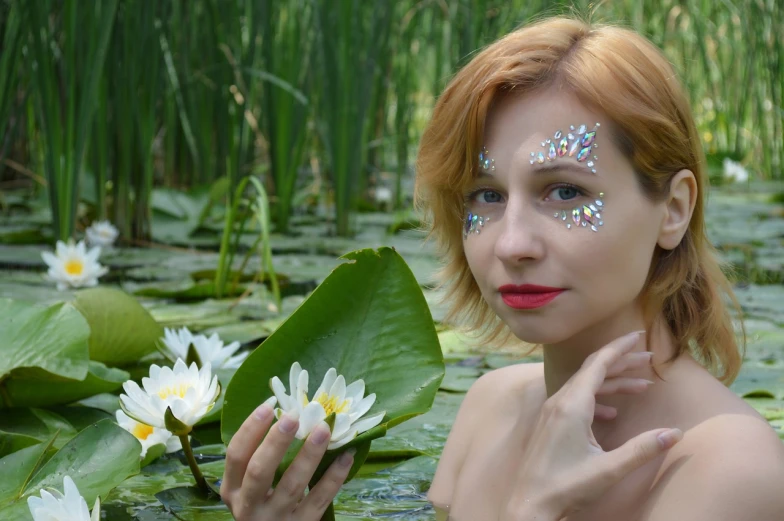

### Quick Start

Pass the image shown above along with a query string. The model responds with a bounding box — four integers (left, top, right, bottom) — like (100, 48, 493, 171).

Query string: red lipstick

(497, 284, 565, 309)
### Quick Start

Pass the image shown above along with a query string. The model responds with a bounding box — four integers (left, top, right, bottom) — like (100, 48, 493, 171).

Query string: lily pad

(0, 299, 90, 381)
(222, 247, 445, 485)
(72, 287, 163, 366)
(134, 280, 247, 301)
(0, 420, 140, 520)
(4, 361, 129, 407)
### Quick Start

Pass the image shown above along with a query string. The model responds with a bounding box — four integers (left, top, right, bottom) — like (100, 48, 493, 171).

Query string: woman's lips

(497, 284, 565, 310)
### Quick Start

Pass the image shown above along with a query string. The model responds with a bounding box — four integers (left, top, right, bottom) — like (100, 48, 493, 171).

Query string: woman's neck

(542, 312, 677, 398)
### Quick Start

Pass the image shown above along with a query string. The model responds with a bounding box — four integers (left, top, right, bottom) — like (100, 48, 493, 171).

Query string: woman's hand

(221, 404, 355, 521)
(502, 331, 683, 521)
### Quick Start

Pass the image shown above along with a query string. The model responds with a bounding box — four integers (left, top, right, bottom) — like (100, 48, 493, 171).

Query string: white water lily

(270, 363, 385, 450)
(27, 475, 100, 521)
(723, 157, 749, 183)
(41, 240, 108, 290)
(85, 220, 119, 247)
(120, 358, 220, 430)
(161, 327, 249, 369)
(115, 410, 182, 459)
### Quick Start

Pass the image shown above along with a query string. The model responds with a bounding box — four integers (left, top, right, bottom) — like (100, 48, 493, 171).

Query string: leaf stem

(179, 434, 209, 495)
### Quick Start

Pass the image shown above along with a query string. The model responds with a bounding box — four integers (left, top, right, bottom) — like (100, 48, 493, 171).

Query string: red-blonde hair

(415, 16, 744, 383)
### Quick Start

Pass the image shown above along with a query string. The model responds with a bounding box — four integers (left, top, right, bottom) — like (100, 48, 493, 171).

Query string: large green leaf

(5, 361, 129, 407)
(0, 299, 90, 381)
(72, 287, 163, 366)
(0, 433, 58, 505)
(221, 247, 444, 482)
(0, 420, 140, 520)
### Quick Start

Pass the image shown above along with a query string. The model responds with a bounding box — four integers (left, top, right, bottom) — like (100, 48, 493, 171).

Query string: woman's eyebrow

(531, 163, 597, 176)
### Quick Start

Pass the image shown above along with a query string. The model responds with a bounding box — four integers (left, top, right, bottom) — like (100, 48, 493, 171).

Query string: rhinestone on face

(591, 225, 598, 232)
(561, 210, 567, 221)
(576, 146, 592, 162)
(541, 141, 546, 147)
(536, 152, 545, 164)
(581, 131, 596, 147)
(567, 133, 575, 140)
(587, 160, 594, 168)
(568, 139, 581, 157)
(577, 124, 587, 134)
(548, 143, 557, 160)
(463, 213, 490, 238)
(558, 138, 568, 157)
(567, 224, 572, 229)
(595, 199, 603, 207)
(572, 208, 581, 225)
(589, 204, 597, 212)
(554, 130, 562, 139)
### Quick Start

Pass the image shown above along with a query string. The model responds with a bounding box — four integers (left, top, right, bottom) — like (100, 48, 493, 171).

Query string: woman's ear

(657, 169, 697, 250)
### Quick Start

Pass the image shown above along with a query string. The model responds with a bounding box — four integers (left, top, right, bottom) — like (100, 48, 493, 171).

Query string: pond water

(0, 183, 782, 519)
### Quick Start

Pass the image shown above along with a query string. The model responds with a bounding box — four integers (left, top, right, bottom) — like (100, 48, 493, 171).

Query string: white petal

(289, 361, 302, 394)
(349, 393, 376, 421)
(331, 413, 352, 440)
(270, 377, 292, 411)
(344, 379, 365, 404)
(329, 375, 346, 401)
(297, 401, 326, 439)
(327, 428, 359, 450)
(313, 368, 336, 400)
(349, 411, 385, 435)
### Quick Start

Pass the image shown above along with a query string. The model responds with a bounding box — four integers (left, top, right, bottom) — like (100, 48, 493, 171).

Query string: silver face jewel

(463, 212, 490, 238)
(524, 123, 604, 232)
(478, 146, 495, 172)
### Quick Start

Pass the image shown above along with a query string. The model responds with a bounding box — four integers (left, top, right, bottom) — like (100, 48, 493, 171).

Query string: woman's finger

(296, 449, 355, 520)
(236, 410, 301, 508)
(600, 427, 683, 481)
(605, 351, 654, 378)
(265, 422, 333, 513)
(594, 403, 617, 421)
(574, 331, 645, 395)
(596, 377, 653, 396)
(222, 403, 276, 499)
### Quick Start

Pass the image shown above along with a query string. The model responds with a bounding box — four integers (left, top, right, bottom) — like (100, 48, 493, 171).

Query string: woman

(220, 16, 784, 521)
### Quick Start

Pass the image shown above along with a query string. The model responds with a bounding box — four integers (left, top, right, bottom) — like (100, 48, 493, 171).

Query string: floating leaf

(73, 287, 163, 366)
(222, 247, 444, 486)
(0, 299, 90, 381)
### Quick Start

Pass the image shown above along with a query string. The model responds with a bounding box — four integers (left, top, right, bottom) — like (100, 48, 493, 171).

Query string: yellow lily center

(314, 392, 350, 416)
(157, 383, 192, 400)
(64, 259, 84, 275)
(132, 422, 154, 440)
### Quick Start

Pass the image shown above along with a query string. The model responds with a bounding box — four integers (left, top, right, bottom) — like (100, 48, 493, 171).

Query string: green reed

(4, 0, 783, 246)
(22, 0, 118, 241)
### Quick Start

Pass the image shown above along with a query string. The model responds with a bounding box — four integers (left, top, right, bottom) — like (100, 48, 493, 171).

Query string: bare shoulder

(426, 362, 544, 507)
(642, 413, 784, 521)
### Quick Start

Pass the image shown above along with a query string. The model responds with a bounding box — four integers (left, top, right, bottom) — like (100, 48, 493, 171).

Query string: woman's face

(462, 90, 668, 345)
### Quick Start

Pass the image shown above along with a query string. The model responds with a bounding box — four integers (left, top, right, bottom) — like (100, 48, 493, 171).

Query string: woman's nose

(492, 205, 545, 265)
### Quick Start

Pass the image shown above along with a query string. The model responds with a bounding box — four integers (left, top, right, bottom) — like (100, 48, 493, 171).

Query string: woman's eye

(547, 185, 582, 201)
(471, 190, 502, 203)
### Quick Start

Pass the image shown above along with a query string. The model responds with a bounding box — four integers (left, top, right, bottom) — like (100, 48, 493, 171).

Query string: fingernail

(310, 422, 330, 445)
(338, 448, 356, 467)
(254, 404, 272, 421)
(638, 379, 655, 386)
(629, 330, 646, 337)
(278, 411, 299, 433)
(657, 428, 683, 449)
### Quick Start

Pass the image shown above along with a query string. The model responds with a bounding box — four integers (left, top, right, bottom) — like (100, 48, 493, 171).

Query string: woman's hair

(414, 16, 744, 383)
